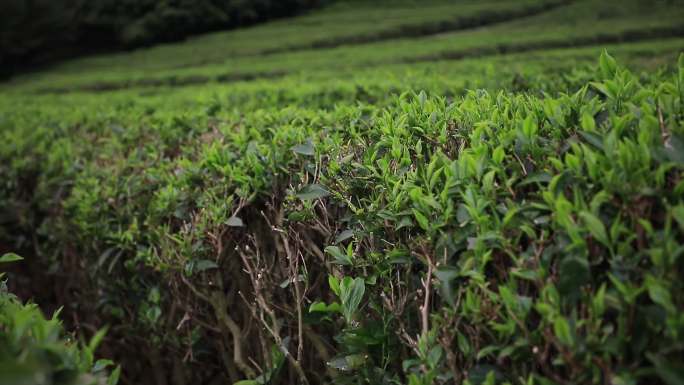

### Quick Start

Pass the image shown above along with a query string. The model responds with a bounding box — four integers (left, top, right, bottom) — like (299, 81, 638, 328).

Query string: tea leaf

(599, 49, 618, 78)
(226, 216, 244, 227)
(194, 260, 219, 272)
(553, 317, 574, 346)
(412, 209, 429, 231)
(334, 229, 354, 244)
(291, 140, 315, 156)
(0, 253, 23, 263)
(296, 184, 330, 200)
(579, 211, 610, 247)
(339, 277, 365, 323)
(325, 246, 352, 266)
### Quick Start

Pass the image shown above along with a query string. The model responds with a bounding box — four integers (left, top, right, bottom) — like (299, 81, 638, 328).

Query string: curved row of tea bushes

(0, 53, 683, 384)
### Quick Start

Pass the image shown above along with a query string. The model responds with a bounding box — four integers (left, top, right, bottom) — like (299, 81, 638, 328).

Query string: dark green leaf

(578, 130, 603, 150)
(518, 172, 552, 186)
(434, 267, 459, 306)
(468, 364, 503, 385)
(334, 229, 354, 244)
(291, 140, 315, 156)
(647, 353, 684, 385)
(296, 184, 330, 200)
(558, 256, 590, 300)
(194, 259, 219, 272)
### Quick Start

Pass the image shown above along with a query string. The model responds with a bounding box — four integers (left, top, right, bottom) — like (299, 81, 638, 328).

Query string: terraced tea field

(1, 0, 683, 384)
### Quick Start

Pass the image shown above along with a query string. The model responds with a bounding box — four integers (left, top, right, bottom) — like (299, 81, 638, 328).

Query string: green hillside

(1, 1, 683, 384)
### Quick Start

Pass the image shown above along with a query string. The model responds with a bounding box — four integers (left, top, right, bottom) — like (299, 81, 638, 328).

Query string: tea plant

(1, 0, 684, 382)
(1, 50, 682, 384)
(0, 254, 120, 385)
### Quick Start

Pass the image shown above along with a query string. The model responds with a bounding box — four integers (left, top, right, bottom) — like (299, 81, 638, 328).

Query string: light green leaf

(88, 327, 108, 354)
(599, 49, 617, 78)
(339, 277, 365, 323)
(108, 366, 121, 385)
(522, 114, 537, 138)
(645, 275, 674, 313)
(590, 82, 614, 99)
(328, 275, 340, 297)
(93, 359, 114, 372)
(412, 209, 429, 231)
(492, 146, 505, 165)
(579, 211, 610, 247)
(309, 301, 341, 313)
(553, 317, 573, 346)
(592, 283, 606, 317)
(679, 53, 684, 84)
(0, 253, 23, 263)
(580, 112, 596, 131)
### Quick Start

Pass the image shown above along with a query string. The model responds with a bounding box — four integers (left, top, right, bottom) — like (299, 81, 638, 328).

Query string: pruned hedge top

(1, 53, 683, 384)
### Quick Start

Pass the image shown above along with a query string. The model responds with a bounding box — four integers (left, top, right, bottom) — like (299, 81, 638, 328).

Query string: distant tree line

(0, 0, 324, 78)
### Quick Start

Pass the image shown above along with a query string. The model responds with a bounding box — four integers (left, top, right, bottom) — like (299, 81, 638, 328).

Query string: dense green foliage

(0, 254, 120, 385)
(1, 0, 684, 384)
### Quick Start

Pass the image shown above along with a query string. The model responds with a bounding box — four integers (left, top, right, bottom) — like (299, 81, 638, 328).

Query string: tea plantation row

(1, 52, 683, 384)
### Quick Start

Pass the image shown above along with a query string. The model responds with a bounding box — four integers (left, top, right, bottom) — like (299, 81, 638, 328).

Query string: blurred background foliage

(0, 0, 324, 77)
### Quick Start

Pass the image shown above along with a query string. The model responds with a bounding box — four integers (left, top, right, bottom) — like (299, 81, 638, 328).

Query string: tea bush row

(1, 53, 683, 384)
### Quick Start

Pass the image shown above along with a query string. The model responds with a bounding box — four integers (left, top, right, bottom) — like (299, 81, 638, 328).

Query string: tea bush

(2, 1, 684, 383)
(1, 51, 683, 384)
(0, 253, 120, 385)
